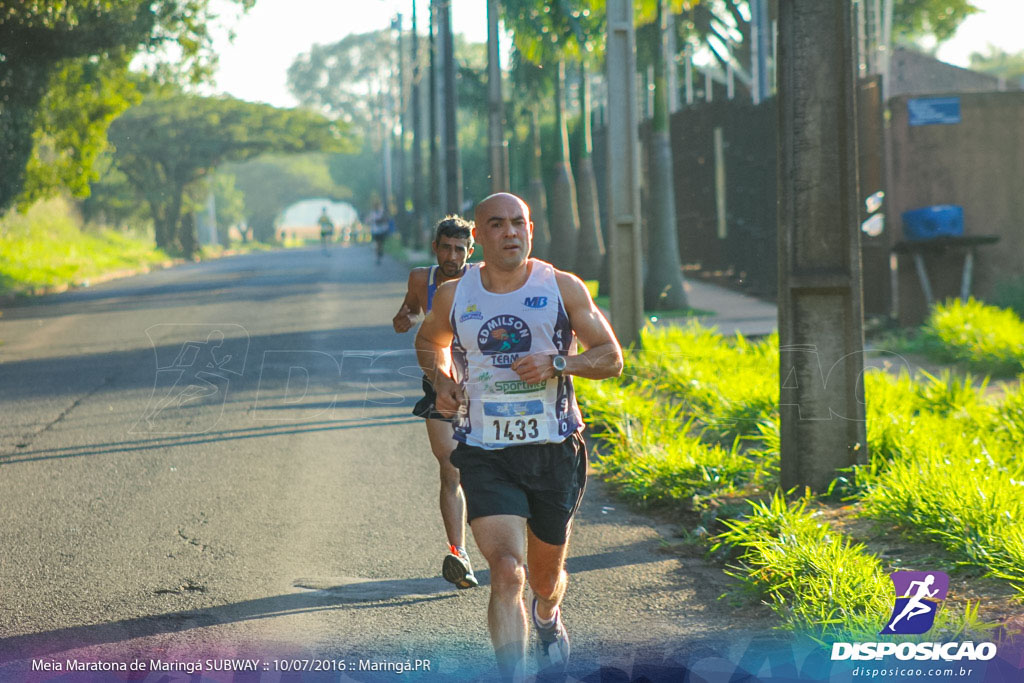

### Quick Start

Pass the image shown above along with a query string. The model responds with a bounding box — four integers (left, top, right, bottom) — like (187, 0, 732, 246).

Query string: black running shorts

(449, 432, 588, 546)
(412, 375, 449, 421)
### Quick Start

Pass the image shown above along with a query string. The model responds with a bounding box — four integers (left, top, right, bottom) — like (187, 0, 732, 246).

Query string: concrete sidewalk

(398, 248, 778, 337)
(656, 278, 778, 337)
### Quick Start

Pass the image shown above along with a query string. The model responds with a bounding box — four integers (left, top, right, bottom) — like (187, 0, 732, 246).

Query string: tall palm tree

(502, 0, 582, 271)
(641, 0, 688, 309)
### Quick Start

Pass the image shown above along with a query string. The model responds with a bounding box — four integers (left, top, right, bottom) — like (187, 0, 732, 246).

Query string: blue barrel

(901, 205, 964, 241)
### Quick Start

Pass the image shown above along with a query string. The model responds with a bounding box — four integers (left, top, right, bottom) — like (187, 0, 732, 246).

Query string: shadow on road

(0, 543, 671, 664)
(0, 414, 421, 466)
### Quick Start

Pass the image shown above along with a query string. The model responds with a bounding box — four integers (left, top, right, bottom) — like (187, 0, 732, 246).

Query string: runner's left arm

(414, 281, 464, 417)
(511, 271, 623, 383)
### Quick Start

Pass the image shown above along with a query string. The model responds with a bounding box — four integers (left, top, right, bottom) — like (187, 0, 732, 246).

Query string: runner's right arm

(393, 269, 426, 333)
(415, 280, 463, 417)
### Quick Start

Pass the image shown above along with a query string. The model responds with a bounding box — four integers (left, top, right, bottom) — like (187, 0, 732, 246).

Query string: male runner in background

(393, 215, 478, 589)
(317, 207, 334, 255)
(367, 200, 390, 265)
(415, 193, 623, 679)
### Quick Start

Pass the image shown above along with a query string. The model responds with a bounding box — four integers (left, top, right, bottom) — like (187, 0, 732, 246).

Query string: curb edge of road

(0, 248, 260, 308)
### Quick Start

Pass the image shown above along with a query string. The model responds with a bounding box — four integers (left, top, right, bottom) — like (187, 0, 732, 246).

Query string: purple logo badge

(879, 571, 949, 635)
(477, 315, 532, 368)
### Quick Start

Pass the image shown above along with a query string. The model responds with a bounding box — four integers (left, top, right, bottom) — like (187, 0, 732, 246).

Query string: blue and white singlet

(449, 259, 582, 449)
(426, 264, 468, 312)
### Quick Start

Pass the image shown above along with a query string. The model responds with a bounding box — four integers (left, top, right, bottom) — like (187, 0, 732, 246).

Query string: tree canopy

(107, 94, 349, 255)
(287, 29, 398, 131)
(0, 0, 253, 214)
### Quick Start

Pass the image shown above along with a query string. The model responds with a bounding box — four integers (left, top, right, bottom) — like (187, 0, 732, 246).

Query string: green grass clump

(921, 298, 1024, 377)
(629, 323, 779, 444)
(714, 492, 989, 642)
(997, 381, 1024, 443)
(858, 410, 1024, 590)
(0, 197, 167, 293)
(578, 379, 767, 508)
(581, 316, 1024, 630)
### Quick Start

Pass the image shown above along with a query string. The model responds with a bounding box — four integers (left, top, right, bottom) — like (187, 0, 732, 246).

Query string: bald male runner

(393, 215, 478, 589)
(415, 193, 623, 679)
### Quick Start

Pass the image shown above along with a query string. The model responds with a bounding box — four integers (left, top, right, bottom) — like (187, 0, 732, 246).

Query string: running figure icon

(887, 574, 938, 631)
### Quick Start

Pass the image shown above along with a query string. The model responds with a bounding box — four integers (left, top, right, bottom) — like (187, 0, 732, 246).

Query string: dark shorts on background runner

(412, 375, 449, 421)
(449, 432, 588, 545)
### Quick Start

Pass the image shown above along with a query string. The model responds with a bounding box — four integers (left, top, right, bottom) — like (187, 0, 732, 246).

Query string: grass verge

(713, 492, 993, 642)
(580, 319, 1024, 638)
(878, 298, 1024, 377)
(0, 198, 168, 295)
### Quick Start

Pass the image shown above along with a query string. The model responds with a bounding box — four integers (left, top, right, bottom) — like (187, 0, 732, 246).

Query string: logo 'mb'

(524, 296, 548, 308)
(879, 571, 949, 635)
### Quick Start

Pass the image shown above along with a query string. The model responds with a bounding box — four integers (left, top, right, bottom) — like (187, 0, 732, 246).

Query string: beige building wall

(887, 91, 1024, 325)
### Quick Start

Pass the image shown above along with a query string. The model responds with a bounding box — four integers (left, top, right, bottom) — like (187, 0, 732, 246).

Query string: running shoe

(442, 545, 478, 589)
(532, 597, 570, 673)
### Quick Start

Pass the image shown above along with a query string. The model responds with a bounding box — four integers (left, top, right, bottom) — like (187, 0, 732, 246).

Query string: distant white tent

(280, 198, 357, 229)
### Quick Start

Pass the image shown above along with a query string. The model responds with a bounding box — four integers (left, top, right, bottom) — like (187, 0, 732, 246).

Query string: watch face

(553, 355, 567, 372)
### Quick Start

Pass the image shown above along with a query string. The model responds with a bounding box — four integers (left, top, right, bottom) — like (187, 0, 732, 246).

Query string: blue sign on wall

(908, 97, 962, 126)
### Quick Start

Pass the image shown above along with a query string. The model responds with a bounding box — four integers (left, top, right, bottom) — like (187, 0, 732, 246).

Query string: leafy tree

(502, 0, 592, 272)
(891, 0, 979, 43)
(508, 51, 553, 260)
(664, 0, 979, 95)
(287, 29, 398, 131)
(969, 46, 1024, 86)
(0, 0, 254, 214)
(288, 30, 491, 218)
(227, 154, 351, 242)
(80, 150, 151, 229)
(19, 52, 140, 209)
(107, 94, 349, 256)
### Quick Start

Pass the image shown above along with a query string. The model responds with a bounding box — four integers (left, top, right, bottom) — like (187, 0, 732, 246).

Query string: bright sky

(210, 0, 488, 108)
(210, 0, 1024, 108)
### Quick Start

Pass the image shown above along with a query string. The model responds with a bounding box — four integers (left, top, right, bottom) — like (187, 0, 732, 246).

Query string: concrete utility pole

(777, 1, 867, 492)
(486, 0, 509, 193)
(751, 0, 771, 104)
(605, 0, 644, 348)
(429, 0, 442, 217)
(411, 0, 424, 246)
(394, 13, 407, 228)
(439, 0, 462, 214)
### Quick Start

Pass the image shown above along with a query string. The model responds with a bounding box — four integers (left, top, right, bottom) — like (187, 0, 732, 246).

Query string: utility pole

(486, 0, 509, 193)
(429, 0, 443, 217)
(379, 86, 394, 211)
(605, 0, 644, 348)
(411, 0, 424, 247)
(394, 13, 407, 236)
(777, 1, 867, 492)
(751, 0, 771, 104)
(439, 0, 462, 214)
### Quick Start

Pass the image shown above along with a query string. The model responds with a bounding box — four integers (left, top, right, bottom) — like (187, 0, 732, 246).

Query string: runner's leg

(425, 417, 465, 548)
(526, 525, 571, 623)
(470, 514, 529, 680)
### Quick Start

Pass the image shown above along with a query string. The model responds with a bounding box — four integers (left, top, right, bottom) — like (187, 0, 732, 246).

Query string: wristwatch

(552, 354, 567, 377)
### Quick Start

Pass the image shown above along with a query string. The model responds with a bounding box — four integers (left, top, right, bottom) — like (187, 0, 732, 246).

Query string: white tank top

(449, 259, 582, 449)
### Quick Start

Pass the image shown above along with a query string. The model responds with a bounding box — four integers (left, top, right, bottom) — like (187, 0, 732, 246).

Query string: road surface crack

(4, 372, 116, 456)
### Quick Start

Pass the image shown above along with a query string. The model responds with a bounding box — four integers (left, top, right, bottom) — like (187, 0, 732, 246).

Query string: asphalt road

(0, 245, 773, 681)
